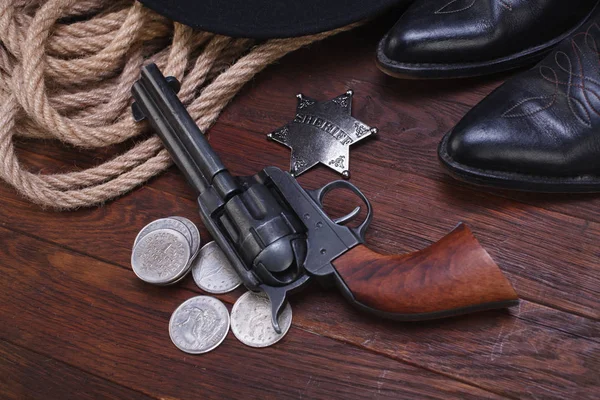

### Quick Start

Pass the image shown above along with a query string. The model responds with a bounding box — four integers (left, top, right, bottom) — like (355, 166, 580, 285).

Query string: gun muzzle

(131, 63, 238, 200)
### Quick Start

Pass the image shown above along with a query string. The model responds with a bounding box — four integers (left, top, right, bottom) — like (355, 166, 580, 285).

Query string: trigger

(333, 206, 361, 225)
(260, 286, 287, 334)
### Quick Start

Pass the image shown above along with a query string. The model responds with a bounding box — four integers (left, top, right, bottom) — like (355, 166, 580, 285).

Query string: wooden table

(1, 21, 598, 400)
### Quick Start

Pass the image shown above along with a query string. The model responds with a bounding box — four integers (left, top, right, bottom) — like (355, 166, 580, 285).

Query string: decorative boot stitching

(435, 0, 512, 14)
(502, 23, 600, 128)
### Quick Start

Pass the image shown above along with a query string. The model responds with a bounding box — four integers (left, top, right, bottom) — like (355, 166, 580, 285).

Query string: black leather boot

(438, 18, 600, 192)
(377, 0, 599, 79)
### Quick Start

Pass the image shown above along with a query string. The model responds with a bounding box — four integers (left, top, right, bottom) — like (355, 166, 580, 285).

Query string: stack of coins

(131, 217, 293, 354)
(131, 217, 201, 285)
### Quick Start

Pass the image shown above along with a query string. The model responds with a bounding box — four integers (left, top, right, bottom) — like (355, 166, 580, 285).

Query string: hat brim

(138, 0, 408, 39)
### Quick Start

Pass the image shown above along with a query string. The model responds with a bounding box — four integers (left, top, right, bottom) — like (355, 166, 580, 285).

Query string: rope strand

(0, 0, 356, 209)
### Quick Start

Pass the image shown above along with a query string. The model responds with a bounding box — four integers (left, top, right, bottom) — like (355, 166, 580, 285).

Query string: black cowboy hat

(138, 0, 409, 39)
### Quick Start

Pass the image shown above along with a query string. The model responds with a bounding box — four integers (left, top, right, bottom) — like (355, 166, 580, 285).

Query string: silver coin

(230, 291, 292, 348)
(131, 229, 191, 284)
(134, 218, 193, 250)
(169, 296, 230, 354)
(192, 241, 242, 294)
(153, 258, 194, 286)
(170, 216, 201, 257)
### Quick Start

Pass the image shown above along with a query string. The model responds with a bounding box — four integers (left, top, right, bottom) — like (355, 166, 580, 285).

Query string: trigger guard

(259, 274, 311, 334)
(307, 180, 373, 241)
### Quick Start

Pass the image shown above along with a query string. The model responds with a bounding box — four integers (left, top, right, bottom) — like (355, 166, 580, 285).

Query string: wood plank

(509, 301, 599, 343)
(212, 37, 600, 224)
(0, 226, 505, 400)
(0, 340, 155, 400)
(289, 291, 600, 400)
(11, 47, 600, 316)
(0, 178, 598, 398)
(0, 145, 600, 318)
(8, 137, 600, 322)
(11, 129, 600, 319)
(7, 148, 599, 343)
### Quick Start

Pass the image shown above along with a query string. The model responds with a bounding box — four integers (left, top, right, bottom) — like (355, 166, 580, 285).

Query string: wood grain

(0, 227, 505, 400)
(0, 341, 154, 400)
(334, 224, 518, 316)
(0, 178, 597, 398)
(289, 292, 600, 399)
(12, 128, 600, 320)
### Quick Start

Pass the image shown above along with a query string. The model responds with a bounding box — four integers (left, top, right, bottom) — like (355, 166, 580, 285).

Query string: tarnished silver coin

(230, 291, 292, 348)
(131, 229, 191, 284)
(169, 296, 230, 354)
(154, 256, 194, 286)
(170, 216, 201, 257)
(134, 218, 193, 249)
(192, 241, 242, 294)
(162, 264, 193, 286)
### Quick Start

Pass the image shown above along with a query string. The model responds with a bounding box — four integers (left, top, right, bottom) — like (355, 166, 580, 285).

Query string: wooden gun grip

(332, 224, 518, 320)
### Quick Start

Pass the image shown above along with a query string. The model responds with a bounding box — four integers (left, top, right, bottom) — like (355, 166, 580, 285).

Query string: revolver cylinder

(220, 176, 307, 286)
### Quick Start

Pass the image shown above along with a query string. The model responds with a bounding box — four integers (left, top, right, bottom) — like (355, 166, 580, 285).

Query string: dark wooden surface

(1, 20, 599, 400)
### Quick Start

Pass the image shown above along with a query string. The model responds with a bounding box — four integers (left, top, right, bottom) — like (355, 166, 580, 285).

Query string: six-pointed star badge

(267, 90, 377, 178)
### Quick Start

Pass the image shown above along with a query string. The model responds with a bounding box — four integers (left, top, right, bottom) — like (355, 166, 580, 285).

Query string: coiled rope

(0, 0, 355, 209)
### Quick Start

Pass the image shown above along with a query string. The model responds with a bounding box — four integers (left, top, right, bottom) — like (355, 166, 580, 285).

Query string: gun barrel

(132, 63, 233, 197)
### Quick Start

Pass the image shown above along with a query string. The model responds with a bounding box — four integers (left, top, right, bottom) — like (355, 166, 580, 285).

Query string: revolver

(132, 64, 519, 332)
